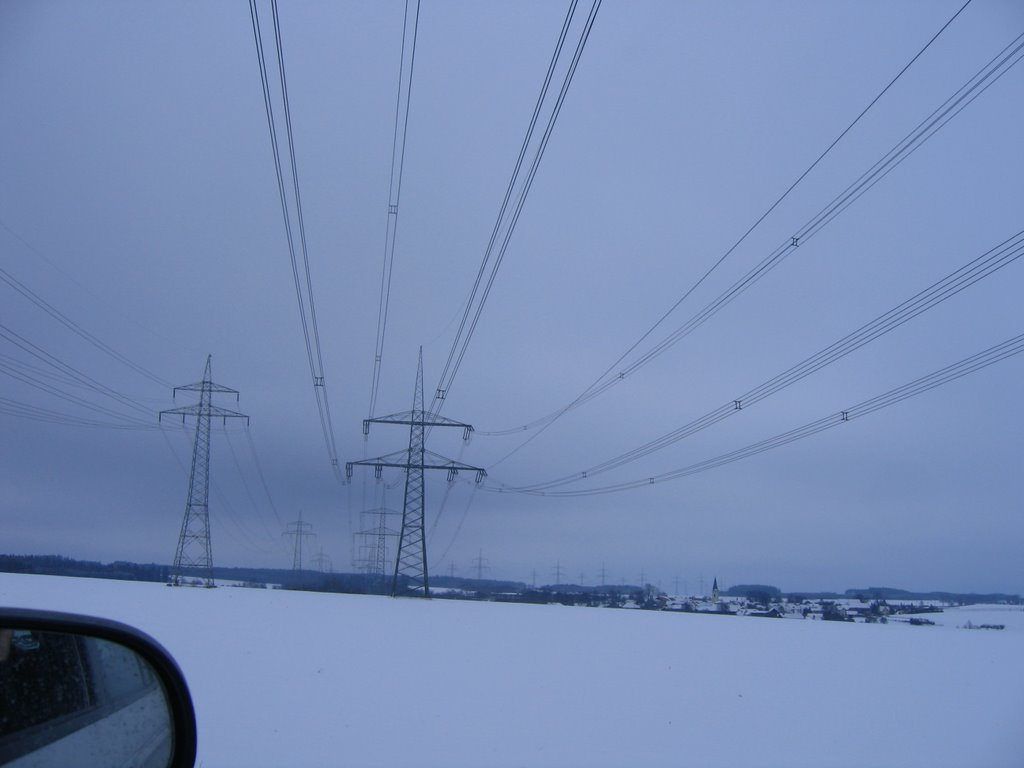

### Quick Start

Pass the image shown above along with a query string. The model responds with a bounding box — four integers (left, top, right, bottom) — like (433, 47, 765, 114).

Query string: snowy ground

(2, 573, 1022, 768)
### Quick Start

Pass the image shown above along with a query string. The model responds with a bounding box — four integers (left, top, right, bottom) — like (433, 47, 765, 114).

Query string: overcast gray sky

(2, 0, 1022, 594)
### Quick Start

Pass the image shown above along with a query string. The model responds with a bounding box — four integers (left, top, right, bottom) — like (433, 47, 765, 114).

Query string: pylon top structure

(160, 355, 248, 587)
(346, 349, 485, 597)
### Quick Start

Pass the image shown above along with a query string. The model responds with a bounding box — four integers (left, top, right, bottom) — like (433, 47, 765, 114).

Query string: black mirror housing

(0, 608, 197, 768)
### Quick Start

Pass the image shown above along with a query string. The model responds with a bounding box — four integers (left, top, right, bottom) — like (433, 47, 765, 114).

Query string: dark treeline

(0, 554, 315, 589)
(1, 555, 1018, 605)
(0, 554, 169, 582)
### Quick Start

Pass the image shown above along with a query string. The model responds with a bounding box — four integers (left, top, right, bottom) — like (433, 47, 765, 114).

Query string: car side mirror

(0, 608, 196, 768)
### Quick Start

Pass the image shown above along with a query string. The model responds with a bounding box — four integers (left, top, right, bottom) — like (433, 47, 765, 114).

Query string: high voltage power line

(499, 228, 1024, 492)
(490, 332, 1024, 497)
(223, 428, 277, 542)
(432, 483, 479, 572)
(0, 368, 152, 428)
(0, 322, 156, 426)
(0, 265, 171, 388)
(0, 397, 154, 431)
(0, 218, 197, 362)
(429, 0, 603, 416)
(223, 427, 292, 556)
(479, 19, 1024, 451)
(368, 0, 421, 420)
(0, 258, 176, 429)
(0, 346, 155, 428)
(0, 352, 98, 390)
(0, 355, 152, 426)
(244, 427, 286, 533)
(248, 0, 342, 480)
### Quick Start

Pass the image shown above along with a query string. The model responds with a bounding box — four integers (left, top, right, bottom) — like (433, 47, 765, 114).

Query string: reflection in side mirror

(0, 610, 196, 768)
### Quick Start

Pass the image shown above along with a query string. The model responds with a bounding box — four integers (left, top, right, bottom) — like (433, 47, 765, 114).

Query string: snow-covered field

(2, 573, 1021, 768)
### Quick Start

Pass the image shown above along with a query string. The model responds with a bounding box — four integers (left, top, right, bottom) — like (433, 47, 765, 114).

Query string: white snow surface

(2, 574, 1021, 768)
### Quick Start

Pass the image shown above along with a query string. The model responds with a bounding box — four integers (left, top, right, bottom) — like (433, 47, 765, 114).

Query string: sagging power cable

(368, 0, 422, 420)
(0, 322, 155, 423)
(494, 332, 1024, 497)
(481, 10, 1018, 451)
(249, 0, 342, 480)
(430, 0, 603, 416)
(0, 265, 171, 388)
(499, 229, 1024, 491)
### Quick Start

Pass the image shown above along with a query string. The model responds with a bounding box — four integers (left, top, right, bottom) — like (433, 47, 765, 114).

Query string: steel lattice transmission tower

(160, 355, 248, 587)
(283, 511, 315, 571)
(355, 504, 400, 590)
(311, 546, 333, 573)
(347, 350, 485, 598)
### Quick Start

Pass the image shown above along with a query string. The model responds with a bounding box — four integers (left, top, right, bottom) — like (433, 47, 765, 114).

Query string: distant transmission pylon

(472, 549, 490, 582)
(311, 545, 332, 573)
(347, 349, 485, 598)
(355, 503, 400, 590)
(283, 511, 315, 571)
(160, 355, 248, 588)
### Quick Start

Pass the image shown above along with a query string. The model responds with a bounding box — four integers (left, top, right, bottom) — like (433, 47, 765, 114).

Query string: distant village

(439, 577, 1014, 627)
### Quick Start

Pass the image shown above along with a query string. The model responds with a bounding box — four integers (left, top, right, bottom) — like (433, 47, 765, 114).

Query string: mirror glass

(0, 628, 174, 768)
